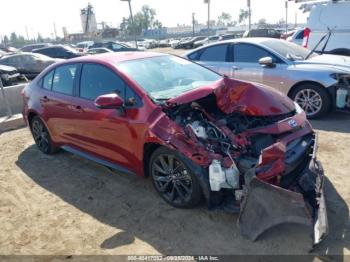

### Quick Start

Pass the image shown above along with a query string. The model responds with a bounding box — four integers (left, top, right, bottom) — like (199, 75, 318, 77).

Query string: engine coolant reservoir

(336, 88, 348, 108)
(209, 160, 240, 191)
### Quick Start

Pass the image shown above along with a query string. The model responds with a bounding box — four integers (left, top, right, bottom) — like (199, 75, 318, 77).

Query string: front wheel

(290, 84, 331, 119)
(149, 147, 202, 208)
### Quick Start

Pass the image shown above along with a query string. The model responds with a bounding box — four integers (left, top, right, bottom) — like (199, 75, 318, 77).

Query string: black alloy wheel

(150, 147, 202, 208)
(30, 116, 57, 154)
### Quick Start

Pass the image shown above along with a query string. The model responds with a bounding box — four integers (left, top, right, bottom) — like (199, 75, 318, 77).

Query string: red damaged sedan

(22, 52, 328, 245)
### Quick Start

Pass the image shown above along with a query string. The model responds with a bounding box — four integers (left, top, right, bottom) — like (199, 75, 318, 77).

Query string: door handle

(232, 66, 241, 71)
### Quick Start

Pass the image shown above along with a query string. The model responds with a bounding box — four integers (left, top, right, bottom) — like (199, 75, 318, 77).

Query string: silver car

(185, 38, 350, 118)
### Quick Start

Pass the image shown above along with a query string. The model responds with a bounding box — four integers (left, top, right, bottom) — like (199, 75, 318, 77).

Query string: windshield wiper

(305, 28, 334, 60)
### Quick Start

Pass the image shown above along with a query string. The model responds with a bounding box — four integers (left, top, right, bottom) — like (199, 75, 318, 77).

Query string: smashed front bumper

(238, 140, 328, 246)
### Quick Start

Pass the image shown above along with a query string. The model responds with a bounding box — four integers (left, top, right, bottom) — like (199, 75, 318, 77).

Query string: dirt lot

(0, 112, 349, 258)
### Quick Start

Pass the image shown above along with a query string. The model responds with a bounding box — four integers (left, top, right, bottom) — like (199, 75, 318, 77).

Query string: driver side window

(79, 63, 126, 101)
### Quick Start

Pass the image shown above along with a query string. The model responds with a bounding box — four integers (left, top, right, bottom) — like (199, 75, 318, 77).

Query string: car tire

(290, 83, 331, 119)
(30, 116, 58, 154)
(149, 146, 202, 208)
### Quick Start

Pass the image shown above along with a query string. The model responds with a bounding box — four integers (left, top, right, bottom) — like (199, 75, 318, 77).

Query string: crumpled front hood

(167, 77, 296, 116)
(215, 78, 295, 116)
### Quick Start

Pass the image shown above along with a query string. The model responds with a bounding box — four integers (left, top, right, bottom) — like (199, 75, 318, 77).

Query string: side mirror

(95, 93, 124, 109)
(259, 56, 275, 68)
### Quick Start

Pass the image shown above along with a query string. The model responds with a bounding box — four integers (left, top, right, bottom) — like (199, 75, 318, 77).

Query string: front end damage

(150, 77, 328, 245)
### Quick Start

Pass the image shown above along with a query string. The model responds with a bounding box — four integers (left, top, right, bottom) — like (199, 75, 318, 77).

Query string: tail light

(302, 28, 311, 48)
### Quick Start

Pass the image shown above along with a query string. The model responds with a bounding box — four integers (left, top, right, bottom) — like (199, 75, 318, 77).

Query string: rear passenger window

(199, 44, 228, 62)
(42, 70, 54, 90)
(80, 63, 125, 100)
(52, 64, 77, 95)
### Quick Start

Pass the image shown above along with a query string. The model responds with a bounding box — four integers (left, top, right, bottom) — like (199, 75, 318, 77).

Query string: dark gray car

(0, 53, 62, 79)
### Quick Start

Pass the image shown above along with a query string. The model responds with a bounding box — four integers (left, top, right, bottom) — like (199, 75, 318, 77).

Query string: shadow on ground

(15, 145, 349, 258)
(311, 112, 350, 133)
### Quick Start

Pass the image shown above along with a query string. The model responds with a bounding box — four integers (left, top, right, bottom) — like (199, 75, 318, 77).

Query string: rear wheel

(149, 147, 202, 208)
(30, 116, 57, 154)
(290, 84, 331, 119)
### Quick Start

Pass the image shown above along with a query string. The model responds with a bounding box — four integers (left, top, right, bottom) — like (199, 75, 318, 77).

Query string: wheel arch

(27, 110, 39, 127)
(287, 81, 331, 100)
(143, 142, 162, 177)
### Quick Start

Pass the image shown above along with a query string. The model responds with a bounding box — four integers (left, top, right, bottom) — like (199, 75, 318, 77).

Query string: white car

(299, 0, 350, 56)
(287, 28, 305, 46)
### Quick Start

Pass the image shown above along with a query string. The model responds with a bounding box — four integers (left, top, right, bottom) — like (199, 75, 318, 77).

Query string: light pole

(247, 0, 251, 31)
(204, 0, 210, 35)
(120, 0, 138, 48)
(285, 0, 288, 33)
(192, 13, 195, 36)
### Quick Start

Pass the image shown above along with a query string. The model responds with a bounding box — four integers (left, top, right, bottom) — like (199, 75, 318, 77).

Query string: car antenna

(305, 28, 332, 60)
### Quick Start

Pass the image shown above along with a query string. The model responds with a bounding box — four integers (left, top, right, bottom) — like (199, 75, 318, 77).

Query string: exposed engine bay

(151, 78, 328, 246)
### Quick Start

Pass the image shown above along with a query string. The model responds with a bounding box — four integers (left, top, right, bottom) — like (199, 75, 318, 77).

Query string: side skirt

(61, 145, 135, 176)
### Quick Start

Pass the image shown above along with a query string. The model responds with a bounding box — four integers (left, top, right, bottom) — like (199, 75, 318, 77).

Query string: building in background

(80, 3, 98, 35)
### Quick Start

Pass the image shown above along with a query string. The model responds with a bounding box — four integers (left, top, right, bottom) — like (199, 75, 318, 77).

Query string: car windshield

(117, 55, 221, 101)
(262, 39, 318, 60)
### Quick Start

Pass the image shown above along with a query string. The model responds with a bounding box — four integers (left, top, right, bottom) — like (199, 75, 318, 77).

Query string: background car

(33, 45, 83, 59)
(89, 41, 138, 52)
(175, 36, 207, 49)
(193, 36, 220, 48)
(76, 41, 94, 52)
(243, 29, 281, 38)
(185, 38, 350, 118)
(20, 43, 52, 52)
(0, 49, 7, 58)
(0, 64, 22, 86)
(86, 48, 113, 55)
(0, 53, 61, 79)
(219, 33, 236, 41)
(287, 28, 305, 46)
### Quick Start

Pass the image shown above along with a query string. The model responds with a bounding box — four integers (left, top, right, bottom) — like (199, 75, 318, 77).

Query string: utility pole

(121, 0, 138, 48)
(25, 26, 30, 41)
(85, 3, 92, 35)
(247, 0, 251, 31)
(285, 0, 288, 33)
(53, 22, 58, 40)
(204, 0, 210, 35)
(192, 13, 195, 36)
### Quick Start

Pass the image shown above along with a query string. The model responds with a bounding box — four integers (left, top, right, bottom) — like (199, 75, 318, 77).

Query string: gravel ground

(0, 112, 349, 257)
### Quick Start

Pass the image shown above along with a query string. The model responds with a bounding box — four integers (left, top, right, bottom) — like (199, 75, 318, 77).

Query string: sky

(0, 0, 308, 39)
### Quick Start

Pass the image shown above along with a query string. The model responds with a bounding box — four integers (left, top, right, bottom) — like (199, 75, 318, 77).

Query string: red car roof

(70, 51, 166, 64)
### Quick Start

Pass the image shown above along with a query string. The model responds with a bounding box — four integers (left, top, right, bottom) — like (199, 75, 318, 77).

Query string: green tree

(217, 12, 232, 26)
(120, 5, 161, 36)
(10, 32, 18, 43)
(37, 33, 44, 43)
(3, 35, 9, 44)
(238, 9, 249, 25)
(141, 5, 156, 29)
